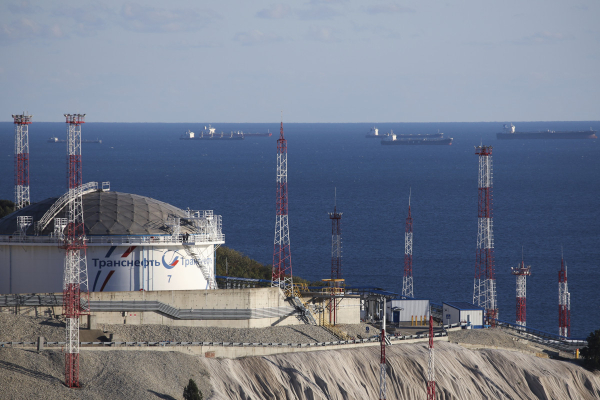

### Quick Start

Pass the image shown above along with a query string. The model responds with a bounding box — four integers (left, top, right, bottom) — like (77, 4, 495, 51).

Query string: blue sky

(1, 0, 599, 122)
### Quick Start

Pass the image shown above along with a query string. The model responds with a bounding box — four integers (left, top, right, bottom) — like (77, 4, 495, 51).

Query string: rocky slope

(1, 313, 599, 399)
(205, 342, 600, 399)
(1, 340, 599, 399)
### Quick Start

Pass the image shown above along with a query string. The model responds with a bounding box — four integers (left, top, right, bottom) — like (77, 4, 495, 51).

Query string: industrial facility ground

(0, 312, 596, 400)
(0, 312, 577, 360)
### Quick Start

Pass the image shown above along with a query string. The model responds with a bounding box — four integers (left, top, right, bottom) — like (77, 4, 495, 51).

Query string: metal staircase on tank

(182, 244, 218, 290)
(169, 211, 222, 290)
(285, 284, 318, 325)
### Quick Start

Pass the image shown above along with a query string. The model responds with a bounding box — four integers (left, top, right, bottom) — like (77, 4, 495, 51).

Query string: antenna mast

(328, 188, 342, 324)
(474, 145, 497, 325)
(511, 258, 531, 328)
(403, 189, 413, 298)
(12, 113, 32, 210)
(379, 297, 387, 400)
(427, 315, 436, 400)
(272, 119, 292, 289)
(558, 256, 571, 337)
(62, 113, 90, 388)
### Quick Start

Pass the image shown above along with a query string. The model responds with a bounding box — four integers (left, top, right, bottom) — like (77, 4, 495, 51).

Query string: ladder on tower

(182, 244, 217, 290)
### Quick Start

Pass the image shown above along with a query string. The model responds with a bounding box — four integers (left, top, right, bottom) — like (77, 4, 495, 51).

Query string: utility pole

(558, 256, 570, 337)
(12, 113, 32, 210)
(61, 114, 90, 388)
(272, 119, 292, 290)
(403, 190, 413, 298)
(474, 145, 497, 326)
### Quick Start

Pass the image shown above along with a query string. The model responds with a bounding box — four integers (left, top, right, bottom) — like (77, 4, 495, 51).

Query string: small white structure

(386, 299, 430, 323)
(442, 302, 484, 328)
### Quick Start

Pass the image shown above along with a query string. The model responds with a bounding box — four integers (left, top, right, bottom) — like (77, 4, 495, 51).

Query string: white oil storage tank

(0, 185, 224, 294)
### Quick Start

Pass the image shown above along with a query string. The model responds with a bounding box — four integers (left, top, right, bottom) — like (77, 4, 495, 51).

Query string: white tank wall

(0, 243, 216, 294)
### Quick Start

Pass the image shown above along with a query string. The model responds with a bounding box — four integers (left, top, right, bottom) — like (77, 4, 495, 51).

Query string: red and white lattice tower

(511, 259, 531, 328)
(403, 192, 413, 298)
(379, 300, 387, 400)
(474, 145, 497, 325)
(558, 257, 571, 338)
(328, 190, 342, 324)
(12, 113, 32, 210)
(427, 315, 436, 400)
(272, 121, 292, 290)
(61, 113, 90, 388)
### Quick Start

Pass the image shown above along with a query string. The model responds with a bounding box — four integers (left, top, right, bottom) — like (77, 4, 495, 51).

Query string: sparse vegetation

(0, 200, 14, 219)
(183, 378, 202, 400)
(215, 246, 325, 287)
(581, 329, 600, 371)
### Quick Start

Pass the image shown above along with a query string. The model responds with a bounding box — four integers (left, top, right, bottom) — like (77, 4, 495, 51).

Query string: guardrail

(0, 331, 448, 349)
(0, 233, 225, 245)
(493, 319, 587, 350)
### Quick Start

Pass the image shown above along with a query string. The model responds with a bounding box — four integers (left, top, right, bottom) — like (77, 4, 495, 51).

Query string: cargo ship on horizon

(244, 130, 272, 137)
(497, 123, 597, 140)
(382, 131, 452, 145)
(180, 125, 244, 140)
(365, 127, 385, 138)
(48, 137, 102, 143)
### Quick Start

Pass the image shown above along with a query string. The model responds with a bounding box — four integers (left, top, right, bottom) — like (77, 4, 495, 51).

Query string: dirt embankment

(1, 314, 599, 399)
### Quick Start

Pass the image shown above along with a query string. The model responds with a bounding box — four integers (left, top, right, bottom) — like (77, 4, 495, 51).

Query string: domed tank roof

(0, 191, 196, 236)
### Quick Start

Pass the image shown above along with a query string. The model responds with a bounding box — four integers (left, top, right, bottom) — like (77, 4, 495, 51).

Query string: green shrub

(0, 200, 14, 219)
(215, 246, 327, 287)
(183, 378, 202, 400)
(581, 329, 600, 371)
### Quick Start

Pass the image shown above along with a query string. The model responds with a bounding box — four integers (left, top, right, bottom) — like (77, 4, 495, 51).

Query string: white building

(386, 299, 430, 323)
(442, 302, 484, 328)
(0, 185, 224, 294)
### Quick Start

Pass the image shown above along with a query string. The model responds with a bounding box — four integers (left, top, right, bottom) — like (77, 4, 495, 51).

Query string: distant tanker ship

(180, 125, 244, 140)
(497, 124, 597, 140)
(382, 131, 453, 145)
(244, 130, 272, 137)
(365, 127, 385, 138)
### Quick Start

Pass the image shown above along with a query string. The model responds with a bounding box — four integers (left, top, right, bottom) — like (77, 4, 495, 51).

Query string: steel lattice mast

(379, 299, 387, 400)
(511, 259, 531, 328)
(62, 113, 90, 388)
(272, 121, 292, 289)
(427, 315, 436, 400)
(474, 145, 497, 325)
(403, 192, 413, 298)
(328, 190, 342, 324)
(12, 113, 32, 211)
(558, 257, 570, 338)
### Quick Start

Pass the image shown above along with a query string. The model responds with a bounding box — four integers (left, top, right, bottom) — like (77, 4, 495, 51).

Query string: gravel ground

(0, 312, 350, 344)
(0, 314, 595, 399)
(0, 348, 212, 400)
(0, 312, 570, 359)
(0, 313, 65, 342)
(105, 323, 341, 344)
(335, 322, 381, 340)
(447, 327, 576, 357)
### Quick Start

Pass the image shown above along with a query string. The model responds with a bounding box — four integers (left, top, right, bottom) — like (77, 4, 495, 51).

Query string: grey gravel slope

(0, 348, 211, 400)
(205, 342, 600, 400)
(1, 341, 600, 399)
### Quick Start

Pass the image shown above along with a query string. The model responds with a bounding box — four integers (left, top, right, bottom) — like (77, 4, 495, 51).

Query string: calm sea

(1, 121, 598, 338)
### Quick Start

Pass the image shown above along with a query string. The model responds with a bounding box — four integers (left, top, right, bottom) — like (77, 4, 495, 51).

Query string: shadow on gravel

(148, 389, 176, 399)
(0, 360, 60, 383)
(290, 327, 319, 342)
(39, 320, 63, 328)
